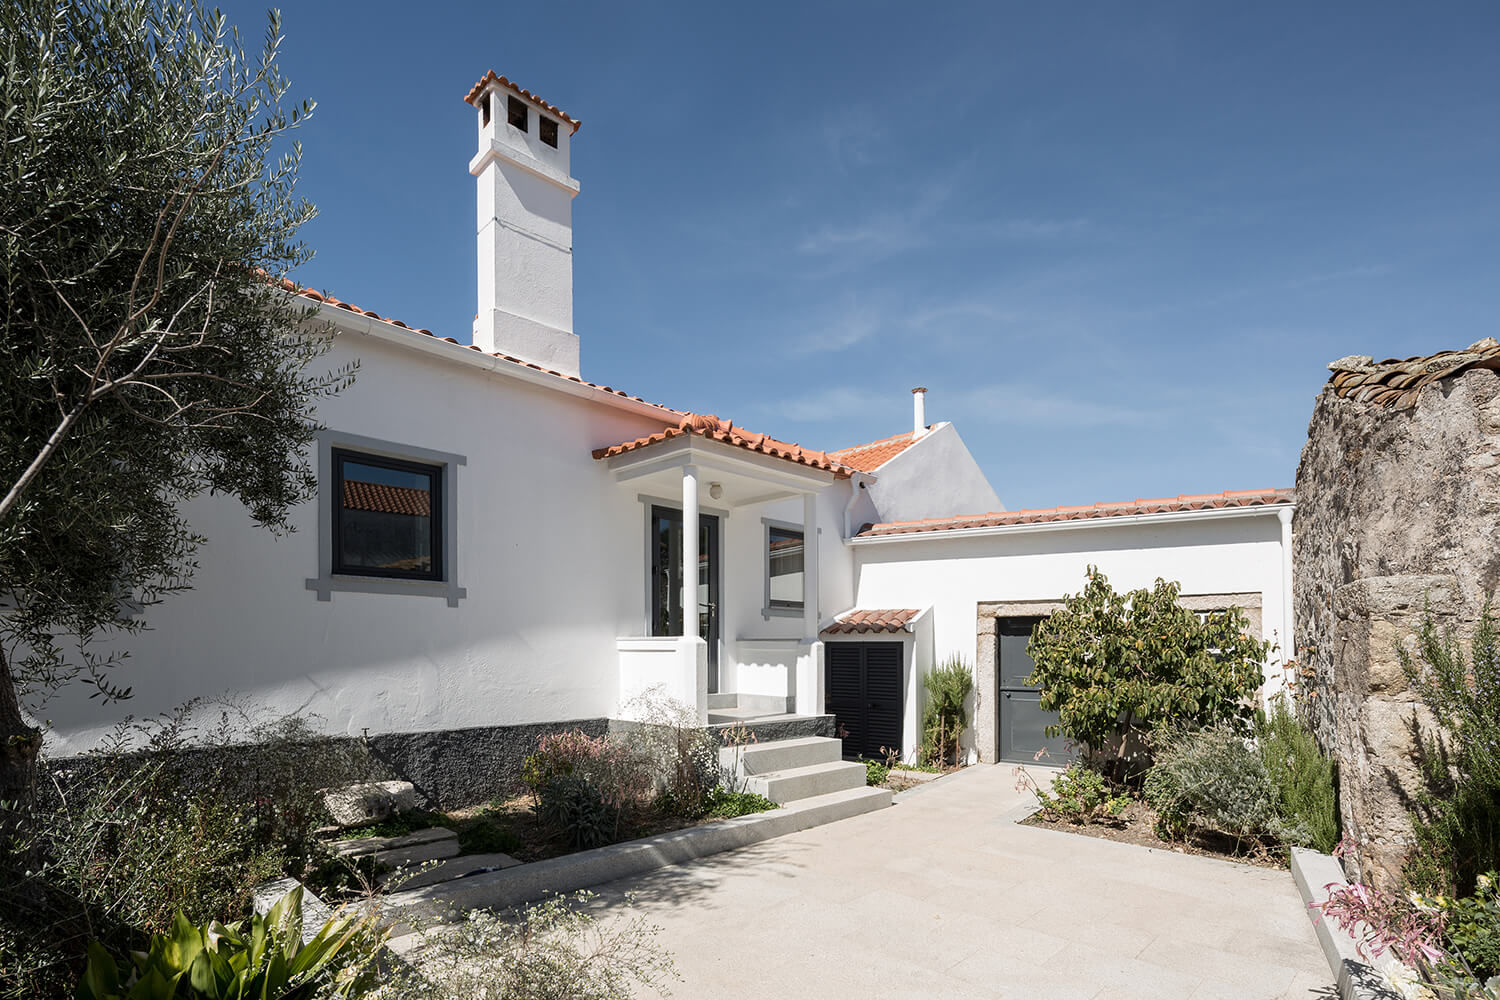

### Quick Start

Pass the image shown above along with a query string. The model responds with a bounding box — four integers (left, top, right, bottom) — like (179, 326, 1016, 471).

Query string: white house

(41, 72, 1295, 778)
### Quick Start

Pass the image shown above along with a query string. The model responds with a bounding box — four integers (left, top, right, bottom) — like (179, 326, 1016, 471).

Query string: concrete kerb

(1290, 848, 1403, 1000)
(381, 785, 890, 931)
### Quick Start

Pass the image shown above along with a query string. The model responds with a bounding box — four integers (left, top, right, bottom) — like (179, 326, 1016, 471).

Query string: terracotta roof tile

(829, 429, 924, 472)
(464, 71, 581, 134)
(1326, 338, 1500, 410)
(593, 413, 854, 478)
(822, 609, 921, 634)
(342, 480, 430, 518)
(856, 488, 1294, 538)
(280, 279, 679, 413)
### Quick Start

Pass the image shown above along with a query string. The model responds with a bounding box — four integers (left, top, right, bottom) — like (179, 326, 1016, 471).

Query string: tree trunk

(0, 642, 41, 809)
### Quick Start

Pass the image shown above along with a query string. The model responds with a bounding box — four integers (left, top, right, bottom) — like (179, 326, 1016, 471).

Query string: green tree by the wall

(1026, 567, 1270, 777)
(0, 0, 352, 805)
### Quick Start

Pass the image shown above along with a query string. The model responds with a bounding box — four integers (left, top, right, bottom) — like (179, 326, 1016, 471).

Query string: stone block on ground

(322, 780, 420, 827)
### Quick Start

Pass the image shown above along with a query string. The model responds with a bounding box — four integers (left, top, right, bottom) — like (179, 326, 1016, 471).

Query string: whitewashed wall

(849, 510, 1294, 761)
(42, 315, 674, 753)
(859, 422, 1003, 525)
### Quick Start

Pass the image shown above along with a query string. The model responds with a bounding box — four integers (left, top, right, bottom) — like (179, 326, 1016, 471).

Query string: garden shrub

(1424, 872, 1500, 986)
(521, 729, 651, 823)
(1256, 696, 1340, 853)
(75, 887, 384, 1000)
(920, 655, 973, 767)
(704, 787, 777, 819)
(864, 759, 890, 786)
(1027, 568, 1270, 775)
(1144, 723, 1278, 845)
(1399, 606, 1500, 898)
(371, 891, 677, 1000)
(0, 703, 378, 999)
(1035, 762, 1129, 825)
(535, 774, 616, 851)
(618, 689, 720, 819)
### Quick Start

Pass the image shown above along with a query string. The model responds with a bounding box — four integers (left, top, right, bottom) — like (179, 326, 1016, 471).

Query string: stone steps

(745, 759, 868, 804)
(721, 735, 842, 775)
(330, 826, 460, 868)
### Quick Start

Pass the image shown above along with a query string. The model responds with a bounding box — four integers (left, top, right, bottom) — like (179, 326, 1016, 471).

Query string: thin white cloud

(786, 302, 882, 355)
(760, 386, 886, 424)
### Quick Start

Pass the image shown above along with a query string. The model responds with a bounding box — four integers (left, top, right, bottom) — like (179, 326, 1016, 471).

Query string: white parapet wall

(616, 637, 708, 724)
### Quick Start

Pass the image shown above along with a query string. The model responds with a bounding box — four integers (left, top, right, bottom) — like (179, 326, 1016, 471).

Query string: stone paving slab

(561, 763, 1333, 1000)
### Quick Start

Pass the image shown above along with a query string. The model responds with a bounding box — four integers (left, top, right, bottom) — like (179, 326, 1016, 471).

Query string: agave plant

(77, 887, 383, 1000)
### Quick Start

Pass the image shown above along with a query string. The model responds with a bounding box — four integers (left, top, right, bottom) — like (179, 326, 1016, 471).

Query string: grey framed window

(763, 518, 804, 617)
(332, 449, 442, 581)
(307, 431, 466, 606)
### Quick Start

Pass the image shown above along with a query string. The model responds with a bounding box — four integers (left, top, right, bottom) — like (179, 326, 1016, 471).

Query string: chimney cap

(464, 70, 581, 133)
(911, 386, 928, 394)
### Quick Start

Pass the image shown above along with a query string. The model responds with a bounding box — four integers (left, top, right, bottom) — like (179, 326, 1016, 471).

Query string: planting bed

(1022, 798, 1290, 870)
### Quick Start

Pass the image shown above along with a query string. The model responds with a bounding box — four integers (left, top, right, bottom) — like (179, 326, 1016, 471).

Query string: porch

(594, 413, 851, 726)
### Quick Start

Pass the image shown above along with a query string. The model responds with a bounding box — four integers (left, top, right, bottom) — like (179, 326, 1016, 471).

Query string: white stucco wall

(42, 315, 675, 753)
(849, 509, 1294, 762)
(860, 423, 1003, 526)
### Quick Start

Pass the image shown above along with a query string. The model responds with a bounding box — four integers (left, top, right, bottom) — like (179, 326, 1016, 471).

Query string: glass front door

(649, 506, 721, 692)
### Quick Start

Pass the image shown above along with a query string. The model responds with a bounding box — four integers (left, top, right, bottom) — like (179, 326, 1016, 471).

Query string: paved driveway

(583, 764, 1333, 999)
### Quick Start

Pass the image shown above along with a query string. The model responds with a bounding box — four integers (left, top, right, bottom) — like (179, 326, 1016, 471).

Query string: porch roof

(823, 608, 922, 635)
(594, 414, 854, 479)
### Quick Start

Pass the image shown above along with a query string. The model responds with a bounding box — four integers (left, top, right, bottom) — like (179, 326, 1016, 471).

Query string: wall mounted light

(708, 482, 723, 500)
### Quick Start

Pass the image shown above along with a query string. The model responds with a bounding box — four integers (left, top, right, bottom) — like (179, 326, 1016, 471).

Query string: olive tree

(1026, 567, 1270, 776)
(0, 0, 351, 803)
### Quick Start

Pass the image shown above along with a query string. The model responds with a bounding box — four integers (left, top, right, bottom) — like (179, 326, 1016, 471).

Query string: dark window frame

(331, 448, 444, 583)
(507, 95, 529, 131)
(539, 116, 559, 148)
(764, 520, 805, 613)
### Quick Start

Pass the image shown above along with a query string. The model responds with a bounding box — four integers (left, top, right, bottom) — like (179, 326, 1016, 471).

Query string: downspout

(1277, 505, 1295, 679)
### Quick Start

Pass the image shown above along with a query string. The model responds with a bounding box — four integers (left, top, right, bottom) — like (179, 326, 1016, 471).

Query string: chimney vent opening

(481, 93, 491, 126)
(539, 116, 558, 148)
(507, 95, 529, 131)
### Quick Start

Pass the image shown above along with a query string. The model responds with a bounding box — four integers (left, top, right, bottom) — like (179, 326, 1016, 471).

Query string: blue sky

(222, 2, 1499, 511)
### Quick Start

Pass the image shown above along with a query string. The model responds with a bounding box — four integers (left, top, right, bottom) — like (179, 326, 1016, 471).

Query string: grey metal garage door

(996, 617, 1076, 765)
(825, 641, 903, 761)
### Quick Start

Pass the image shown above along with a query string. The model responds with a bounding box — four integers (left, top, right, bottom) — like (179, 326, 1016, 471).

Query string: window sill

(762, 606, 804, 620)
(306, 575, 466, 607)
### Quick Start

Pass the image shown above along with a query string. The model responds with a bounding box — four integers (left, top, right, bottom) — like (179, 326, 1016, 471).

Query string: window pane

(768, 527, 804, 607)
(338, 457, 437, 577)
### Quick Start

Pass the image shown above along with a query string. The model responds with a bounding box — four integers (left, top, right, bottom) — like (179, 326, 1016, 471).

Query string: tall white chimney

(466, 72, 581, 376)
(912, 386, 928, 439)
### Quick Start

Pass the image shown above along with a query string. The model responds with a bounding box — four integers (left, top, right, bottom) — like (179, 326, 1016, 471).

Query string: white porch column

(682, 465, 699, 639)
(803, 492, 819, 639)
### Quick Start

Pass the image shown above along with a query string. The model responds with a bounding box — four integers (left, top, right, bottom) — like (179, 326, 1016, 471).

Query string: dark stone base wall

(367, 718, 608, 809)
(48, 715, 843, 814)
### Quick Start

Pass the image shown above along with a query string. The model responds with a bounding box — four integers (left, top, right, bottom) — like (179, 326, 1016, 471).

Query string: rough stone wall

(1294, 367, 1500, 886)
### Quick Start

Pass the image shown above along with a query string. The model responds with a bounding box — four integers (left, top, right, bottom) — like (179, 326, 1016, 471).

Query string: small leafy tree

(0, 0, 351, 802)
(1026, 568, 1270, 775)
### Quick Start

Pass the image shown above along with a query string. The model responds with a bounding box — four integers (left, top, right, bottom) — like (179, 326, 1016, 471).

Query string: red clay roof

(829, 429, 925, 472)
(343, 480, 431, 518)
(823, 609, 921, 634)
(1326, 338, 1500, 410)
(464, 71, 581, 134)
(593, 413, 854, 478)
(856, 488, 1295, 538)
(282, 280, 679, 413)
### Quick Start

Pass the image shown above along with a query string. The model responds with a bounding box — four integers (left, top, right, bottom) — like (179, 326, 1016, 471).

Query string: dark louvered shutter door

(862, 643, 904, 759)
(825, 642, 865, 758)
